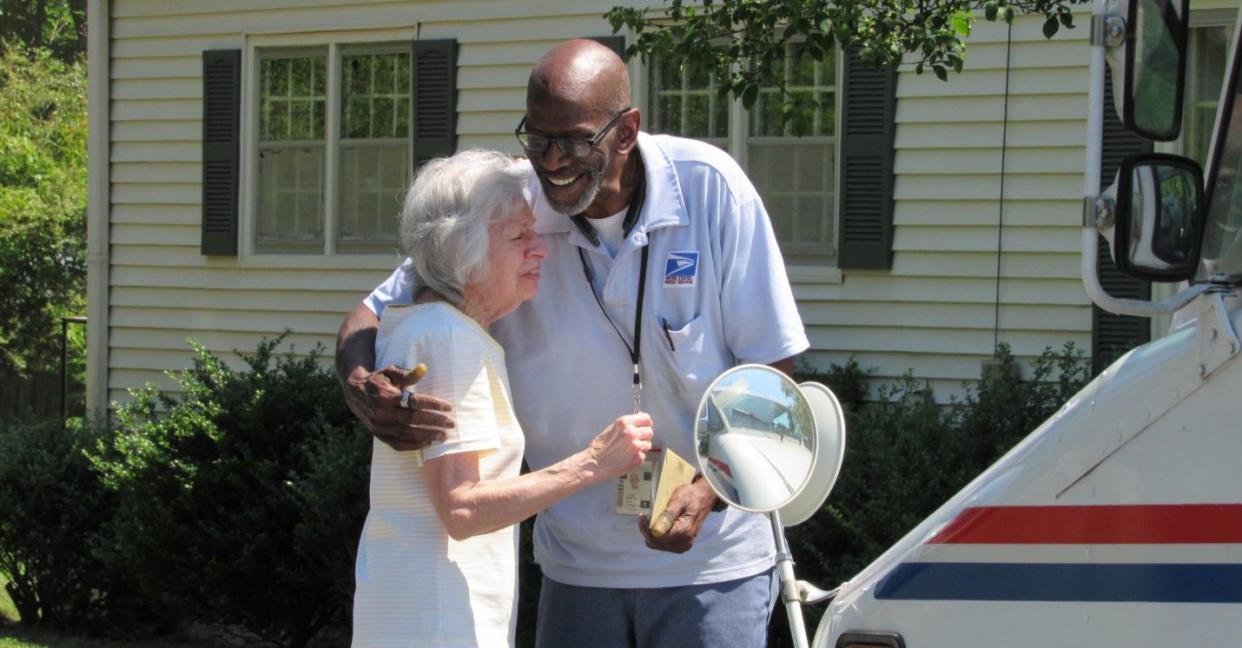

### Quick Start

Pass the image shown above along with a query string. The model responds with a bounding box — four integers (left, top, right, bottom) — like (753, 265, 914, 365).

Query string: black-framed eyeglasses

(515, 109, 630, 159)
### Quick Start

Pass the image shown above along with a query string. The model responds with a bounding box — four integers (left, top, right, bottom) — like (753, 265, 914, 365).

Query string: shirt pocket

(651, 314, 721, 401)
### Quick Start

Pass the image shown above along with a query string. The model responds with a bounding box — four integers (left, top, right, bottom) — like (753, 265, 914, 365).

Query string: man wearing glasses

(336, 39, 807, 647)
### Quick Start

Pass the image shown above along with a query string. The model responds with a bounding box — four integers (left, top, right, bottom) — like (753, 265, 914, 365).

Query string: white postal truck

(811, 0, 1242, 646)
(690, 1, 1242, 646)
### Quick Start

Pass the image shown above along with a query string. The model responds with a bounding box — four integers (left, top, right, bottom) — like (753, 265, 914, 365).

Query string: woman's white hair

(399, 149, 531, 305)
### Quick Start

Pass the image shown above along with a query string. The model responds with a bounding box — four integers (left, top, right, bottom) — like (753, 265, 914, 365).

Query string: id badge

(614, 452, 657, 516)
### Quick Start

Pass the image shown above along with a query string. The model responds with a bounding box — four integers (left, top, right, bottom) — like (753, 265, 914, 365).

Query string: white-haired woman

(351, 149, 653, 647)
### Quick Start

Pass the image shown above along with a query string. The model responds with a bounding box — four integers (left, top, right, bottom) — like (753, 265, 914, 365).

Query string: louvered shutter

(588, 36, 626, 59)
(412, 39, 458, 170)
(1092, 69, 1153, 374)
(837, 49, 898, 270)
(201, 49, 241, 256)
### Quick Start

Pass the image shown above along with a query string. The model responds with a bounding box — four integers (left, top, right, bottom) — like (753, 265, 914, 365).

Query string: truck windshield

(1204, 69, 1242, 278)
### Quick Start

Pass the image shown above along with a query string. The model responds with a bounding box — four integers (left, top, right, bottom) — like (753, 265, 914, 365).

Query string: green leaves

(0, 0, 87, 63)
(1043, 15, 1061, 38)
(951, 10, 974, 37)
(606, 0, 1090, 106)
(0, 46, 86, 377)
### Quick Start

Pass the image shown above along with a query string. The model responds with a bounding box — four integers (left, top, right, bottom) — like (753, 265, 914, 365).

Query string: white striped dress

(353, 302, 525, 647)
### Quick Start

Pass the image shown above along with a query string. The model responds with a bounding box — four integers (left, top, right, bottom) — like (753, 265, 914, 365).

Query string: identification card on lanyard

(572, 163, 656, 515)
(615, 449, 658, 516)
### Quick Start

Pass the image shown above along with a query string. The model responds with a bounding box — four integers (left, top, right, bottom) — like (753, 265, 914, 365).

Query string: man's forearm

(336, 302, 381, 384)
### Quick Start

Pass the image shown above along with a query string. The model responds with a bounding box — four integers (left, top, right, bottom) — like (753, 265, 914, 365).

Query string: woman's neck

(415, 287, 497, 328)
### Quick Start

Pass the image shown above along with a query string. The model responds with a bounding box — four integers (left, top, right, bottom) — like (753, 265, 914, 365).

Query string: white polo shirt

(366, 132, 809, 588)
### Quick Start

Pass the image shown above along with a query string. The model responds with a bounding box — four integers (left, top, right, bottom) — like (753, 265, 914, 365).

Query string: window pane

(343, 51, 412, 140)
(257, 145, 325, 253)
(260, 53, 326, 142)
(339, 49, 411, 254)
(1184, 25, 1230, 165)
(648, 44, 837, 260)
(338, 143, 408, 254)
(258, 51, 326, 253)
(648, 57, 728, 142)
(752, 44, 836, 258)
(752, 89, 783, 137)
(749, 139, 835, 257)
(752, 45, 835, 138)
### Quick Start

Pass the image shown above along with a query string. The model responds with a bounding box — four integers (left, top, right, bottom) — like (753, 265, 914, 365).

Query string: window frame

(633, 45, 845, 281)
(240, 28, 417, 266)
(1163, 9, 1237, 160)
(1150, 8, 1235, 338)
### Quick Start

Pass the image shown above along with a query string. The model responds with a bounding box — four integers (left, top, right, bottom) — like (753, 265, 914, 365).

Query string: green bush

(0, 417, 113, 629)
(88, 337, 370, 648)
(0, 339, 1089, 646)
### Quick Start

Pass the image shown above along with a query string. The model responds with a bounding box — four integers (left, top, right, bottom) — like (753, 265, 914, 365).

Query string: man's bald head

(528, 39, 631, 118)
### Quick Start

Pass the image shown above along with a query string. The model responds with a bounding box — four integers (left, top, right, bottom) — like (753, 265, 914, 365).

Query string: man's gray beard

(546, 166, 604, 215)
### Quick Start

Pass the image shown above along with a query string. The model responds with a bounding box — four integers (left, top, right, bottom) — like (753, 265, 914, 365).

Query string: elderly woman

(352, 149, 653, 647)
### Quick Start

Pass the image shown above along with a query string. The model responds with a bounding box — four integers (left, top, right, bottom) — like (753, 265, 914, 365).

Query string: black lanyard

(572, 160, 648, 410)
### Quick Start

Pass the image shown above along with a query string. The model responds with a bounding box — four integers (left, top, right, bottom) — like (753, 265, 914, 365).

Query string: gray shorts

(534, 568, 778, 648)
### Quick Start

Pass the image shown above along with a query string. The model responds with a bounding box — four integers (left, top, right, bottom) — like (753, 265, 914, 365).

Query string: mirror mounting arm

(1083, 196, 1116, 229)
(1081, 229, 1210, 316)
(769, 509, 811, 648)
(1091, 12, 1126, 47)
(797, 580, 838, 605)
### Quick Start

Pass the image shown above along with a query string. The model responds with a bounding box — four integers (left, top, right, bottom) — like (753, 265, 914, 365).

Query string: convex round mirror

(694, 365, 846, 521)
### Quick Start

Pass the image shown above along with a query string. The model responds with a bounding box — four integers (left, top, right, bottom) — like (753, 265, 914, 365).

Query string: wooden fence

(0, 371, 81, 421)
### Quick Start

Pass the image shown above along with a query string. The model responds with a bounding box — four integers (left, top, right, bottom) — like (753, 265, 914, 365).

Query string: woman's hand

(584, 413, 654, 481)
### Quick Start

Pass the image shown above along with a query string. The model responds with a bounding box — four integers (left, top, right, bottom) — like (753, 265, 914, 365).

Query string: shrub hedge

(88, 337, 370, 648)
(0, 339, 1087, 647)
(0, 417, 115, 630)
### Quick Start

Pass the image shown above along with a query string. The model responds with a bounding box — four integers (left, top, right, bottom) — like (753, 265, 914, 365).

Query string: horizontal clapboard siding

(106, 1, 1108, 404)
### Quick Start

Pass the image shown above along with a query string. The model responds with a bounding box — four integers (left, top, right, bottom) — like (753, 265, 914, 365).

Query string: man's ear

(615, 109, 641, 155)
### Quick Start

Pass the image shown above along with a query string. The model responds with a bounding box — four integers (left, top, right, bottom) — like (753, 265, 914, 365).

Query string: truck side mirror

(1122, 0, 1190, 140)
(1113, 153, 1205, 280)
(693, 364, 845, 521)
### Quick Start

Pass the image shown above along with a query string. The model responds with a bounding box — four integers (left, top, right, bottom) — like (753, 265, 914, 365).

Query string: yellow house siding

(104, 0, 1111, 406)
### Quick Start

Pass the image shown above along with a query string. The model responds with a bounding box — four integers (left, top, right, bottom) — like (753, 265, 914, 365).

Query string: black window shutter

(837, 49, 897, 270)
(1092, 69, 1153, 374)
(587, 35, 626, 59)
(412, 39, 458, 170)
(201, 49, 241, 256)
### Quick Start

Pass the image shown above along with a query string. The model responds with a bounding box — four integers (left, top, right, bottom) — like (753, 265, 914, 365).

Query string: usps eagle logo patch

(664, 251, 699, 287)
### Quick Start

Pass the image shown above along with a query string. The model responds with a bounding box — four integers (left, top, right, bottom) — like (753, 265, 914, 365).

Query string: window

(255, 45, 411, 255)
(648, 43, 839, 263)
(1182, 20, 1232, 165)
(1150, 14, 1231, 338)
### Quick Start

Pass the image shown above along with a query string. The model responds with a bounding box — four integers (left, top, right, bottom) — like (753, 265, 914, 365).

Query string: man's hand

(344, 363, 455, 452)
(638, 476, 718, 553)
(337, 301, 456, 452)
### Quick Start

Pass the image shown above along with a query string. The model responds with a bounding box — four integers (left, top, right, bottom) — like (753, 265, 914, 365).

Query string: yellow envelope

(649, 447, 697, 531)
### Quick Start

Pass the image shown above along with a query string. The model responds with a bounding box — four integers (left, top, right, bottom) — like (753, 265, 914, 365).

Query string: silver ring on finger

(400, 389, 416, 410)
